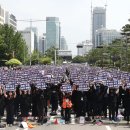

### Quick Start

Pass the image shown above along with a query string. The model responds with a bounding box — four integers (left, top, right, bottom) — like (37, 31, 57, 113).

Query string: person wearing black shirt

(4, 90, 16, 126)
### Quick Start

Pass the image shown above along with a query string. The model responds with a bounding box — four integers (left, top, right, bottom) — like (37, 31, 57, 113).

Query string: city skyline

(0, 0, 130, 56)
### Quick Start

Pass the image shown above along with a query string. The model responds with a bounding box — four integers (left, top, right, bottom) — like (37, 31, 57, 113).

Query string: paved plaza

(3, 123, 130, 130)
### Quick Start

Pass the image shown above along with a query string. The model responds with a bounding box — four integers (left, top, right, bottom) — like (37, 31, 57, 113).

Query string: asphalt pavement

(3, 123, 130, 130)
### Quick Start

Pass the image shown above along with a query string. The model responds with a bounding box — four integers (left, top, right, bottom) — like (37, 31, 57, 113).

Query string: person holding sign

(4, 89, 16, 126)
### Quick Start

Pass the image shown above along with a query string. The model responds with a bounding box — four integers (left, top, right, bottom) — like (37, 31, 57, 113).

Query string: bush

(5, 58, 22, 66)
(39, 57, 51, 65)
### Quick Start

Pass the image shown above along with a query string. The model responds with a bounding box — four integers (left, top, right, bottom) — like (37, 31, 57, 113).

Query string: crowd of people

(0, 65, 130, 126)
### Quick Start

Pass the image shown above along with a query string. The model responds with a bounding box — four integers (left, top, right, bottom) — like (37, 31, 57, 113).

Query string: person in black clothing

(87, 84, 96, 120)
(116, 86, 125, 117)
(37, 89, 46, 124)
(94, 83, 104, 123)
(71, 84, 79, 117)
(4, 90, 16, 126)
(76, 90, 87, 117)
(0, 88, 5, 123)
(14, 85, 20, 118)
(50, 86, 58, 114)
(102, 85, 108, 118)
(123, 88, 130, 124)
(108, 87, 119, 121)
(20, 90, 31, 121)
(32, 88, 38, 120)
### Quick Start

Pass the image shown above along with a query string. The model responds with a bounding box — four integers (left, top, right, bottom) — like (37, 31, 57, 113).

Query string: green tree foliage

(72, 56, 86, 63)
(45, 46, 57, 60)
(86, 39, 124, 67)
(0, 24, 28, 65)
(39, 57, 51, 65)
(25, 51, 43, 65)
(5, 58, 22, 66)
(122, 24, 130, 32)
(85, 21, 130, 70)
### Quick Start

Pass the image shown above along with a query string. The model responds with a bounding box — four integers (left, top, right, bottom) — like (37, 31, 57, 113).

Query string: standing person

(71, 84, 79, 117)
(31, 88, 38, 120)
(87, 83, 96, 121)
(62, 93, 72, 124)
(0, 87, 5, 123)
(14, 85, 20, 118)
(102, 85, 108, 118)
(50, 86, 58, 115)
(37, 89, 46, 124)
(4, 90, 16, 126)
(20, 90, 31, 122)
(108, 87, 119, 122)
(123, 88, 130, 124)
(76, 90, 87, 118)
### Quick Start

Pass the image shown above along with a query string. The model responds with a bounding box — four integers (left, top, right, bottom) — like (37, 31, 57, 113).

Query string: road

(4, 123, 130, 130)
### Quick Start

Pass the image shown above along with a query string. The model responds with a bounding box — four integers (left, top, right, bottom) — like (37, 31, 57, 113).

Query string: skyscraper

(46, 17, 60, 51)
(95, 28, 122, 46)
(5, 12, 17, 30)
(0, 6, 5, 25)
(92, 7, 106, 48)
(20, 30, 34, 54)
(60, 36, 68, 50)
(25, 27, 38, 51)
(0, 5, 17, 30)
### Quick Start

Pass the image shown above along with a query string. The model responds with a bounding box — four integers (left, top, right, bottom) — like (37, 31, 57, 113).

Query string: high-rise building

(25, 27, 38, 51)
(95, 28, 122, 46)
(92, 7, 106, 48)
(39, 36, 45, 54)
(46, 17, 60, 51)
(77, 44, 84, 56)
(0, 5, 17, 30)
(0, 6, 5, 25)
(5, 11, 17, 30)
(20, 30, 34, 54)
(77, 40, 93, 56)
(60, 36, 68, 50)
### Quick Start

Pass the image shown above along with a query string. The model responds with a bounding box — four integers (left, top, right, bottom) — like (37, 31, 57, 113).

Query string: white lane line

(105, 125, 111, 130)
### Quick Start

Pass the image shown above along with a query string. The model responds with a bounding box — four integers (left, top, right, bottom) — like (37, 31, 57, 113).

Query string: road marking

(105, 125, 111, 130)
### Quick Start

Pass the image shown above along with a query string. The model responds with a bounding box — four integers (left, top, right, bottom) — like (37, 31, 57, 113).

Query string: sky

(0, 0, 130, 56)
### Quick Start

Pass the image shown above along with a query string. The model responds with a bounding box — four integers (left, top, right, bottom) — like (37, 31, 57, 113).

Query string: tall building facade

(20, 30, 34, 54)
(92, 7, 106, 48)
(25, 27, 38, 51)
(60, 36, 68, 50)
(95, 28, 122, 46)
(0, 6, 5, 25)
(77, 40, 93, 56)
(46, 17, 60, 51)
(5, 12, 17, 30)
(0, 5, 17, 30)
(39, 36, 45, 54)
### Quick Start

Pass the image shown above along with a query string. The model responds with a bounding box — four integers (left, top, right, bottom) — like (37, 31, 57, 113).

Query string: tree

(122, 24, 130, 32)
(0, 24, 28, 65)
(72, 56, 86, 63)
(45, 46, 57, 60)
